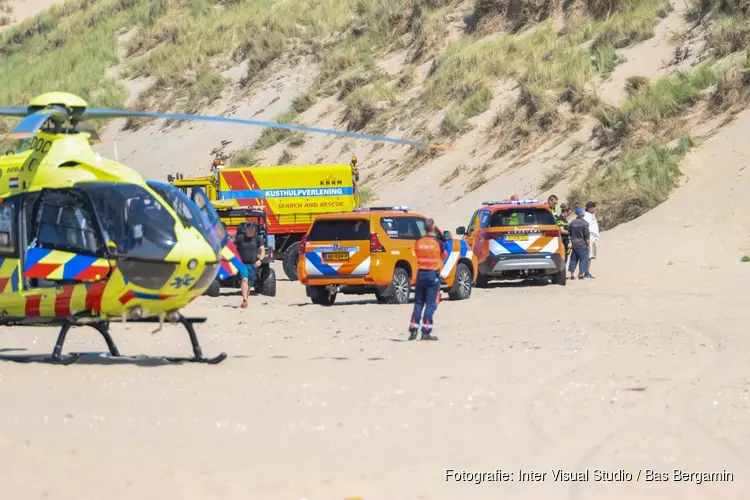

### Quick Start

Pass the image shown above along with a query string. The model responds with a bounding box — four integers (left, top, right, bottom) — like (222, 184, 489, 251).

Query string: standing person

(557, 204, 572, 263)
(235, 222, 266, 309)
(583, 201, 599, 279)
(547, 194, 558, 216)
(568, 208, 590, 280)
(408, 218, 447, 341)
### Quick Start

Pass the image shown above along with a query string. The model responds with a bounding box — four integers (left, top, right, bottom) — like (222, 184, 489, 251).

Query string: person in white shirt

(582, 201, 598, 279)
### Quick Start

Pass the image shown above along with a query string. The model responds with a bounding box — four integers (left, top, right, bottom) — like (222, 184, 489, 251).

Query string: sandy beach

(1, 260, 748, 499)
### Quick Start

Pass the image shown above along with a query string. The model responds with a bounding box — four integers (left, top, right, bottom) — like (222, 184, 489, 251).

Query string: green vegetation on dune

(690, 0, 750, 57)
(572, 51, 750, 229)
(0, 0, 137, 131)
(424, 0, 672, 141)
(1, 0, 750, 233)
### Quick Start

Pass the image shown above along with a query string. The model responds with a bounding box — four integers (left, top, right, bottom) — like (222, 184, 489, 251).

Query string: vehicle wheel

(308, 286, 336, 306)
(386, 268, 410, 304)
(448, 263, 472, 300)
(205, 279, 221, 297)
(475, 272, 490, 288)
(552, 269, 566, 286)
(259, 267, 277, 297)
(282, 243, 300, 281)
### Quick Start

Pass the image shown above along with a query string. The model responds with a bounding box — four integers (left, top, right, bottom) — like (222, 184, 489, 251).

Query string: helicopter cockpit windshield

(77, 182, 177, 261)
(189, 186, 229, 248)
(147, 181, 228, 253)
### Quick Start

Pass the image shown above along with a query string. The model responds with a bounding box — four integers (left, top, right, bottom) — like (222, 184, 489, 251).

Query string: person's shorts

(590, 238, 599, 259)
(238, 263, 257, 282)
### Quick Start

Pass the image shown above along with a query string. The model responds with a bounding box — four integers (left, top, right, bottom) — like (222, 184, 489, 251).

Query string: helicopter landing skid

(0, 316, 227, 365)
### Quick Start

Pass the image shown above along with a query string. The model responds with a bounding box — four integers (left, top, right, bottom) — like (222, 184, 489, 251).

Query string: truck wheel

(552, 269, 566, 286)
(282, 244, 300, 281)
(308, 285, 336, 306)
(386, 268, 410, 304)
(448, 263, 472, 300)
(205, 279, 220, 297)
(260, 267, 277, 297)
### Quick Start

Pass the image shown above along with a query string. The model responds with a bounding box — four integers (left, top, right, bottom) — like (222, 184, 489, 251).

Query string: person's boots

(408, 328, 418, 341)
(421, 331, 438, 341)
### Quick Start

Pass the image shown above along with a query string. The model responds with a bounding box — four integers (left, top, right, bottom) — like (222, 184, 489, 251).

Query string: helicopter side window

(0, 198, 17, 256)
(36, 193, 100, 255)
(77, 182, 177, 261)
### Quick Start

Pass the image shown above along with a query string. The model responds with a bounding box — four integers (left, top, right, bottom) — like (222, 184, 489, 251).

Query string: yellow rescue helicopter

(0, 92, 453, 365)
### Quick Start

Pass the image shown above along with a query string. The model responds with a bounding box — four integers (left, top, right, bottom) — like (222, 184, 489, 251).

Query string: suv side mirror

(456, 226, 466, 235)
(443, 230, 452, 240)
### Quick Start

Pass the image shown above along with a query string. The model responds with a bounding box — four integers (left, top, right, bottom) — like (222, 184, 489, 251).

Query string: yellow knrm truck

(170, 158, 360, 281)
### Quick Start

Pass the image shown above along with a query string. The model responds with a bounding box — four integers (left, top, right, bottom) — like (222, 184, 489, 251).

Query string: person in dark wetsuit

(557, 204, 572, 263)
(235, 222, 266, 309)
(408, 218, 447, 341)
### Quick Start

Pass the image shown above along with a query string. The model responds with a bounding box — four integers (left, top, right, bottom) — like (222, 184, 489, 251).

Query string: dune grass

(0, 0, 140, 134)
(570, 51, 750, 228)
(689, 0, 750, 57)
(426, 0, 671, 140)
(593, 65, 719, 147)
(568, 135, 693, 229)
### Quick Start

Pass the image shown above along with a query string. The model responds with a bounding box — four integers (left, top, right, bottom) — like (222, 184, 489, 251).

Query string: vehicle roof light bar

(352, 205, 410, 212)
(481, 199, 539, 205)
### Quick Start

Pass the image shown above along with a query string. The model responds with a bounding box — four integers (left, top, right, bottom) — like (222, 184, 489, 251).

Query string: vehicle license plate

(323, 252, 349, 261)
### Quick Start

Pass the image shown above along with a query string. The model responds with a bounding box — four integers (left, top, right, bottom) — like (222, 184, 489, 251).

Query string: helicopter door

(24, 189, 112, 287)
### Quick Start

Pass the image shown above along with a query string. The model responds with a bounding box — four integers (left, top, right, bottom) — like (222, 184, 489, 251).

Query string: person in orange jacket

(408, 218, 447, 341)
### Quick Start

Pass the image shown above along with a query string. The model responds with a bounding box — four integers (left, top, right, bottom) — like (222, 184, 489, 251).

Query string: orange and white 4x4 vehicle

(457, 199, 566, 287)
(297, 206, 477, 305)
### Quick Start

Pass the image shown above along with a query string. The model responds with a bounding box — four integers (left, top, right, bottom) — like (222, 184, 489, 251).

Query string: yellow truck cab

(170, 158, 361, 281)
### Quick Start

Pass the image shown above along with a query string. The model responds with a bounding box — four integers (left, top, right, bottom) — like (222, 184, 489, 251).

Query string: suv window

(490, 208, 556, 227)
(479, 209, 491, 228)
(308, 218, 370, 241)
(380, 216, 424, 240)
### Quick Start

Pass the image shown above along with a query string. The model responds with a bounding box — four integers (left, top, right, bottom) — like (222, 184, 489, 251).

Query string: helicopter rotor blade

(7, 110, 56, 140)
(81, 108, 460, 151)
(0, 107, 28, 117)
